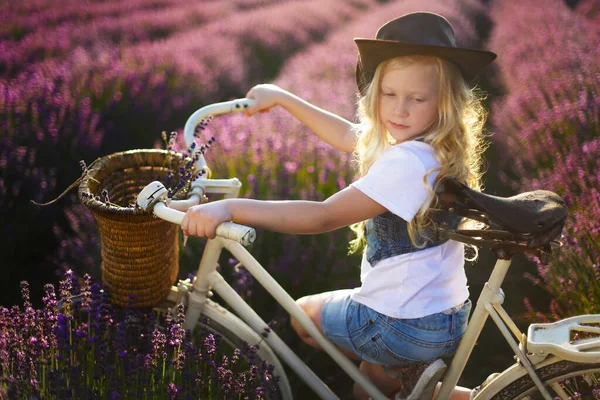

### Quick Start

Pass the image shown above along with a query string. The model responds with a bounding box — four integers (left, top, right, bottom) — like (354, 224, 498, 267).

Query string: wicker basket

(78, 149, 191, 309)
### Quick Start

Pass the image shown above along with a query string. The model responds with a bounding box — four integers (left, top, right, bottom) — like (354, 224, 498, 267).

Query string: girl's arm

(181, 186, 386, 238)
(245, 84, 357, 153)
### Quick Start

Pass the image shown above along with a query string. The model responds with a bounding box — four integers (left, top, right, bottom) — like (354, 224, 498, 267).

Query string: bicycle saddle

(438, 178, 568, 235)
(432, 179, 568, 260)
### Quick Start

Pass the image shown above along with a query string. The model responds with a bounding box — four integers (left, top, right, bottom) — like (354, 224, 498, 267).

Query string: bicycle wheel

(155, 299, 289, 400)
(489, 360, 600, 400)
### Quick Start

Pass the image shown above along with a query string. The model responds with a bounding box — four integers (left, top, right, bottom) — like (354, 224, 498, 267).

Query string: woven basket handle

(183, 98, 256, 170)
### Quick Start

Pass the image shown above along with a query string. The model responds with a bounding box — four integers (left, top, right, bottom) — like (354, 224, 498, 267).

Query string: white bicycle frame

(140, 99, 600, 400)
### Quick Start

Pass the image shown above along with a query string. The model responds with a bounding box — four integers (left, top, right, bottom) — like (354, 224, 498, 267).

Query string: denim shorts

(320, 290, 471, 367)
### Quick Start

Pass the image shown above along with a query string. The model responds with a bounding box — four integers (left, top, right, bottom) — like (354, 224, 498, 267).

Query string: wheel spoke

(549, 382, 569, 400)
(547, 371, 600, 400)
(491, 361, 600, 400)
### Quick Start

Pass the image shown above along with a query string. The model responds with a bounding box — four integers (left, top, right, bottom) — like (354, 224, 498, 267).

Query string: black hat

(355, 12, 497, 94)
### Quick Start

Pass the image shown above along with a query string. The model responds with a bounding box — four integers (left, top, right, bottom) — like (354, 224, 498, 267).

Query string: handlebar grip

(216, 222, 256, 247)
(153, 202, 256, 246)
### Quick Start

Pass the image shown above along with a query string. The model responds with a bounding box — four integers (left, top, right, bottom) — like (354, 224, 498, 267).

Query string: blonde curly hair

(349, 55, 489, 258)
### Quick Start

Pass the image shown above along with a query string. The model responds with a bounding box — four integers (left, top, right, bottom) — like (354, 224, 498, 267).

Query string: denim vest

(362, 138, 462, 266)
(365, 210, 461, 266)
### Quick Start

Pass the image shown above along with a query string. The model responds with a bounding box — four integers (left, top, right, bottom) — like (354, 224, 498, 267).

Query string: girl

(182, 12, 496, 400)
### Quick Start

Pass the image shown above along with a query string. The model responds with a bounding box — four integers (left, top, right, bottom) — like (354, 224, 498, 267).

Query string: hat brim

(354, 39, 497, 94)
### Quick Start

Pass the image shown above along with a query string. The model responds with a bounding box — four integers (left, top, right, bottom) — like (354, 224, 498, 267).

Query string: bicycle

(135, 99, 600, 400)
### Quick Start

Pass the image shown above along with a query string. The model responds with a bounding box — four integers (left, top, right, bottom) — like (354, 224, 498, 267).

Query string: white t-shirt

(349, 141, 468, 319)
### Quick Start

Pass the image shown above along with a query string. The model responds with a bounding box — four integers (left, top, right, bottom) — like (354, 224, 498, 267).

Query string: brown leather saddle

(431, 179, 568, 261)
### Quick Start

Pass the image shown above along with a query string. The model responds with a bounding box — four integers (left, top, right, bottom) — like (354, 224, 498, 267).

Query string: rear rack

(527, 314, 600, 363)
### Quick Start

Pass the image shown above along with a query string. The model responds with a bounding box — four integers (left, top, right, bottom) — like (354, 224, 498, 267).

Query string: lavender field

(1, 0, 599, 398)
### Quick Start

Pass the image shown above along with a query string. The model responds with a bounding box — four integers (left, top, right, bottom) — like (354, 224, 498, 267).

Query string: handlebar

(136, 181, 256, 247)
(134, 99, 258, 245)
(183, 98, 256, 171)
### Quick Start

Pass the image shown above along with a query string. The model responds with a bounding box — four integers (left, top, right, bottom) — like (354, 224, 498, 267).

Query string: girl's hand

(182, 201, 232, 239)
(245, 84, 286, 116)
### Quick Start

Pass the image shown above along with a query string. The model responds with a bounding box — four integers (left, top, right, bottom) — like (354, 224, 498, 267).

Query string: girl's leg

(292, 294, 473, 400)
(353, 361, 403, 399)
(433, 383, 472, 400)
(290, 290, 360, 360)
(353, 361, 472, 400)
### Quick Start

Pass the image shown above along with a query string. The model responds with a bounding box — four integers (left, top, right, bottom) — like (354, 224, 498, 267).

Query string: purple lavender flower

(168, 382, 178, 399)
(488, 0, 600, 320)
(203, 334, 217, 356)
